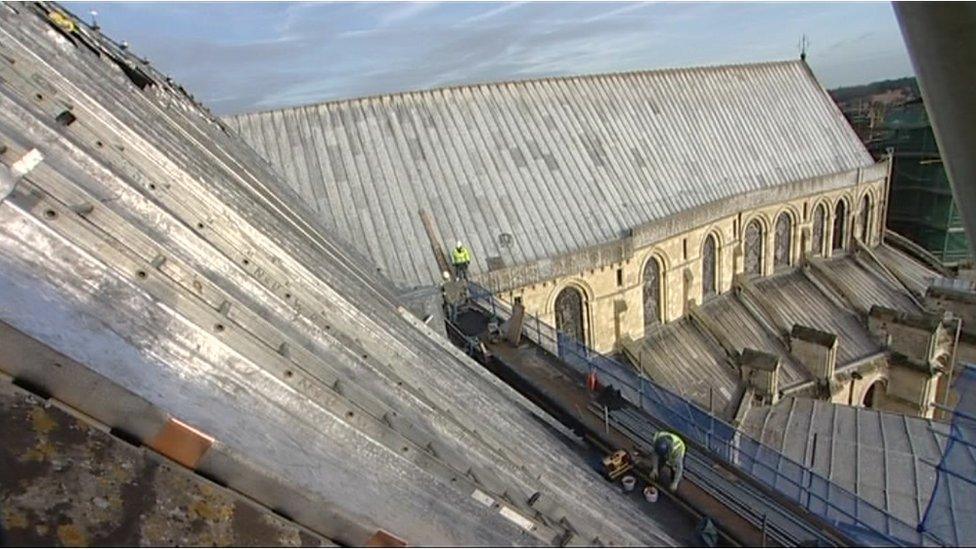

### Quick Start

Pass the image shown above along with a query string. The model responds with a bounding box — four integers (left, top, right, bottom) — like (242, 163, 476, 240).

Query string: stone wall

(502, 178, 886, 352)
(884, 361, 941, 419)
(926, 286, 976, 336)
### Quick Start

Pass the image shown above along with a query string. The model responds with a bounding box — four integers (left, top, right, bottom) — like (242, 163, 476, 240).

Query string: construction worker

(441, 271, 467, 322)
(649, 430, 686, 492)
(451, 241, 471, 280)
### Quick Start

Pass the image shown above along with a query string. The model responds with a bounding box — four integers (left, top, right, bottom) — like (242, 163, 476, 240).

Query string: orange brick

(365, 530, 407, 548)
(149, 418, 214, 469)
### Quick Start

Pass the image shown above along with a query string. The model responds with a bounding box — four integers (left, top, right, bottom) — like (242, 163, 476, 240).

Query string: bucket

(621, 475, 637, 492)
(643, 485, 659, 503)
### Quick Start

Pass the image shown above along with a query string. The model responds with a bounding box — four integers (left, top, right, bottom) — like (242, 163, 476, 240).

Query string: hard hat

(654, 436, 672, 458)
(442, 271, 451, 281)
(456, 240, 463, 249)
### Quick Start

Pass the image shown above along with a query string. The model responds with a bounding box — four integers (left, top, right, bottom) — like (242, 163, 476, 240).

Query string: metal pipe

(931, 402, 976, 424)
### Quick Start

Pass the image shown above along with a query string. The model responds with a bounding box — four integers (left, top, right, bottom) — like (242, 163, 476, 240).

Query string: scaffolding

(871, 100, 972, 266)
(467, 282, 933, 546)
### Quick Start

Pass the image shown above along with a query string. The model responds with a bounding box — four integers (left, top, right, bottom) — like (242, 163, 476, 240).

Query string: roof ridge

(231, 58, 805, 118)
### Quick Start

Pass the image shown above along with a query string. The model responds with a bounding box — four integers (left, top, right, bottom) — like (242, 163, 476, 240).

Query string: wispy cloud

(461, 2, 525, 24)
(584, 2, 653, 22)
(375, 2, 438, 27)
(67, 1, 914, 116)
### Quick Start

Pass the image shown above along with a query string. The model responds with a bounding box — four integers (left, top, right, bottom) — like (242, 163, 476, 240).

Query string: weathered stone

(0, 381, 333, 547)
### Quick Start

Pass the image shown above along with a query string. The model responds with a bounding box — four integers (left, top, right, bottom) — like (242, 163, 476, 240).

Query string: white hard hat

(456, 240, 463, 248)
(442, 271, 451, 280)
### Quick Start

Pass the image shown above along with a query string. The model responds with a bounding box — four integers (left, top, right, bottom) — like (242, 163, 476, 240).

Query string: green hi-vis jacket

(452, 246, 471, 265)
(654, 431, 686, 465)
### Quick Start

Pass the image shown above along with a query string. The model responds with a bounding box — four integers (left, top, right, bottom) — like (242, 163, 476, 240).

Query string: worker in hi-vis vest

(451, 241, 471, 280)
(649, 431, 686, 491)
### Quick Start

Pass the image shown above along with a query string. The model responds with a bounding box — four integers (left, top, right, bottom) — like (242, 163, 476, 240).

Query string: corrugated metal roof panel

(226, 61, 874, 288)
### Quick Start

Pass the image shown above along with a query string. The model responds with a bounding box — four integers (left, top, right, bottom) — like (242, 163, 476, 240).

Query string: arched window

(833, 200, 847, 251)
(744, 220, 764, 276)
(811, 204, 827, 257)
(702, 235, 717, 299)
(642, 257, 662, 327)
(863, 380, 885, 408)
(554, 287, 586, 344)
(860, 195, 872, 243)
(774, 213, 793, 269)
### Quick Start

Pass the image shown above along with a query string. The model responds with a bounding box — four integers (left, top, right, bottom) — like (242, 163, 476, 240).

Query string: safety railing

(467, 282, 931, 547)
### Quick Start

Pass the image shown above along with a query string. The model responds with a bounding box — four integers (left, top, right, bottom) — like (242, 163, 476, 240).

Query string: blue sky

(65, 2, 914, 115)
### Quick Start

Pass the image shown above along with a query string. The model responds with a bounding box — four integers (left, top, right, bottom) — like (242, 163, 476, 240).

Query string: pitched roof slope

(226, 61, 875, 288)
(0, 3, 679, 545)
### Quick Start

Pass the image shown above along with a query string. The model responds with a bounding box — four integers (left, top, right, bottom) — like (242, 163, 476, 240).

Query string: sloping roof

(625, 249, 935, 410)
(874, 244, 940, 296)
(226, 60, 874, 288)
(815, 254, 922, 314)
(0, 3, 678, 545)
(626, 318, 738, 412)
(752, 269, 880, 365)
(698, 294, 811, 388)
(740, 397, 949, 535)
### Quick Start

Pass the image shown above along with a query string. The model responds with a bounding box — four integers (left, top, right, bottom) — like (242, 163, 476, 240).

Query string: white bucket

(643, 485, 659, 503)
(621, 475, 637, 492)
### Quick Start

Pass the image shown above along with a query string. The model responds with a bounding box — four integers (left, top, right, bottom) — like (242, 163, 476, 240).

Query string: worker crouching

(649, 430, 685, 492)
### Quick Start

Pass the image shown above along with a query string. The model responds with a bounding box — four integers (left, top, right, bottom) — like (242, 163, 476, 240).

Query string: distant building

(869, 99, 972, 267)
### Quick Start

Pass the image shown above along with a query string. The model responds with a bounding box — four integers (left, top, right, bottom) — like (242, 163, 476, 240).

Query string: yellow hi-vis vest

(452, 246, 471, 265)
(654, 431, 686, 464)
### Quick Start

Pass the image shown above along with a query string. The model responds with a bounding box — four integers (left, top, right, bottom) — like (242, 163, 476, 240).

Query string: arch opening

(832, 200, 847, 251)
(812, 203, 827, 257)
(702, 235, 717, 299)
(774, 213, 793, 269)
(863, 380, 884, 408)
(860, 194, 872, 243)
(554, 286, 586, 345)
(643, 257, 663, 327)
(744, 220, 764, 276)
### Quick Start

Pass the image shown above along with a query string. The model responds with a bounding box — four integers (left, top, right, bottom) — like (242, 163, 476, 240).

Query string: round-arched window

(643, 257, 663, 327)
(744, 220, 764, 276)
(554, 287, 586, 344)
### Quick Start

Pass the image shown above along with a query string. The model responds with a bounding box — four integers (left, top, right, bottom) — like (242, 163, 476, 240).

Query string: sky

(65, 1, 915, 116)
